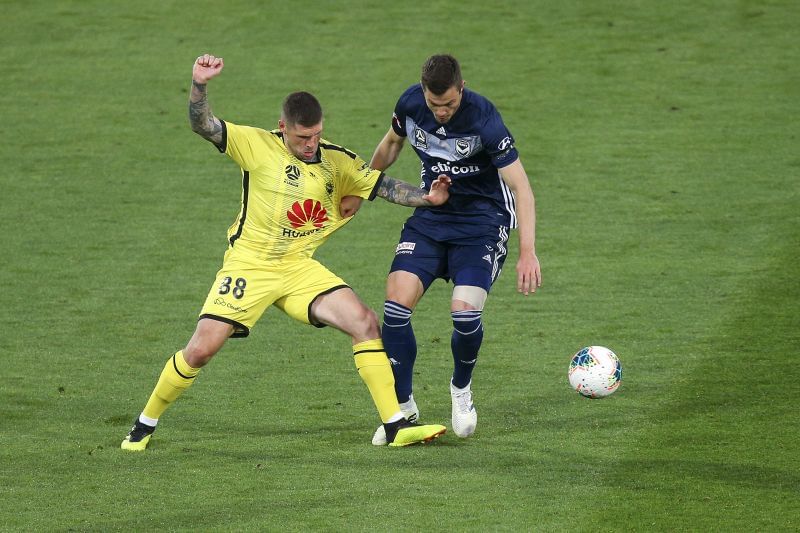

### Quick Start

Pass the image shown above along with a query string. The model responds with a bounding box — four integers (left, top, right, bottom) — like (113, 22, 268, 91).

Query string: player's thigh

(449, 228, 510, 294)
(199, 262, 281, 338)
(311, 287, 379, 341)
(273, 258, 349, 327)
(388, 223, 448, 295)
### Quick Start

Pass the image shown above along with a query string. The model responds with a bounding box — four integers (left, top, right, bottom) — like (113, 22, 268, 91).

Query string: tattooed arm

(376, 174, 451, 207)
(189, 54, 225, 145)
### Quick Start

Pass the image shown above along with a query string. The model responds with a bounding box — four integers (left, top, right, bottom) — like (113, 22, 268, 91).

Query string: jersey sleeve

(338, 151, 384, 201)
(481, 108, 519, 169)
(390, 95, 409, 138)
(220, 120, 270, 171)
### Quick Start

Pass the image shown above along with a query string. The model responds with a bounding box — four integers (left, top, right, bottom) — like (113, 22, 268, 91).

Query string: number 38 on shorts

(218, 276, 247, 299)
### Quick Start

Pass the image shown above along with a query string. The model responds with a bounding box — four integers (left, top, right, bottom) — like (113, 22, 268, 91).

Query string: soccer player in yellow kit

(121, 54, 450, 450)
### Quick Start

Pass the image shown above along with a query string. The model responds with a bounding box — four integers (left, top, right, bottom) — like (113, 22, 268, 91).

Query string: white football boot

(450, 380, 477, 438)
(371, 395, 419, 446)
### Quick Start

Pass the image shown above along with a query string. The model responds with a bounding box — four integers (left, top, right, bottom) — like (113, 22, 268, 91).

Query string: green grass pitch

(1, 1, 798, 530)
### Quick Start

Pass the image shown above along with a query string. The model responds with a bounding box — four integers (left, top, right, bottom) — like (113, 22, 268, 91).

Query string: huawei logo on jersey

(287, 199, 329, 229)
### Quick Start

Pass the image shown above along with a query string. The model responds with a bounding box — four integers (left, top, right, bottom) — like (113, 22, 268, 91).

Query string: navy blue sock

(382, 300, 416, 403)
(451, 310, 483, 388)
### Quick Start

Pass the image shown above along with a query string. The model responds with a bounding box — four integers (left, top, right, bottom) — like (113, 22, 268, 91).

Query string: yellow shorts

(199, 251, 349, 338)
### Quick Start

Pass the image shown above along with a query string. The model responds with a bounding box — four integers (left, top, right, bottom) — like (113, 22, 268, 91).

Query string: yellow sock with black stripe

(141, 351, 201, 422)
(353, 339, 403, 423)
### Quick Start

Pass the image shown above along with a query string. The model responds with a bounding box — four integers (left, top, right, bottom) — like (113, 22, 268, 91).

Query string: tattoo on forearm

(377, 176, 432, 207)
(189, 81, 223, 144)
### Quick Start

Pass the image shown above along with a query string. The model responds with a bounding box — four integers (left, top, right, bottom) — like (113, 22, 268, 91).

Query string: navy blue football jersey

(391, 84, 519, 230)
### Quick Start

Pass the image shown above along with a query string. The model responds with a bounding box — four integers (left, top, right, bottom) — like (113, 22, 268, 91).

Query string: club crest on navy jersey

(455, 138, 473, 157)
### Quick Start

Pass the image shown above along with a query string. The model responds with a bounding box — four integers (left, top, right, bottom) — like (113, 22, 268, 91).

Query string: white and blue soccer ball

(568, 346, 622, 398)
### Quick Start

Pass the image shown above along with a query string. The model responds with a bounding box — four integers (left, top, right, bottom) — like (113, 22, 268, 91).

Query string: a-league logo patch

(413, 127, 427, 150)
(284, 164, 301, 187)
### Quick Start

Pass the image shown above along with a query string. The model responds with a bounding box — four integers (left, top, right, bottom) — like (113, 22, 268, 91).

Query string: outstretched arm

(499, 159, 542, 295)
(376, 174, 451, 207)
(189, 54, 225, 145)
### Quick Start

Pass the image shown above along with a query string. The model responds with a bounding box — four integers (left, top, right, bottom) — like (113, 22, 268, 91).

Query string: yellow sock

(353, 339, 402, 423)
(142, 351, 201, 421)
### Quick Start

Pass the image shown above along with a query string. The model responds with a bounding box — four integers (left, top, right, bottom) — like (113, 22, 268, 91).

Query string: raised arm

(499, 159, 542, 295)
(189, 54, 225, 145)
(369, 128, 406, 171)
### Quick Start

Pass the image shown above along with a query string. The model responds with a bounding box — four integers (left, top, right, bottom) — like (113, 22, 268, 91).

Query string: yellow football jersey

(217, 120, 383, 262)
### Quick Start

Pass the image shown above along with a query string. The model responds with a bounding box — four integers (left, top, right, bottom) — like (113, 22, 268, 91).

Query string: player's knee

(361, 307, 381, 338)
(451, 285, 487, 311)
(183, 349, 213, 367)
(386, 271, 424, 308)
(348, 305, 380, 340)
(182, 341, 220, 367)
(183, 318, 232, 366)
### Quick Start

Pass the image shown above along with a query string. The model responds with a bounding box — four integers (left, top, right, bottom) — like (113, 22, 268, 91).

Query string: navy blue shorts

(389, 216, 510, 291)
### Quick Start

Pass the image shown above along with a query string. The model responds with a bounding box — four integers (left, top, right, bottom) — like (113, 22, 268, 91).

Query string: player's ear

(278, 119, 286, 132)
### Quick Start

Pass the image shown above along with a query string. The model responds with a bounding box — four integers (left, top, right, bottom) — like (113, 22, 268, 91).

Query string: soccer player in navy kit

(367, 54, 542, 444)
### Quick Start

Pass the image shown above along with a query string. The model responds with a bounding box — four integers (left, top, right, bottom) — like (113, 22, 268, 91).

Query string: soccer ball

(568, 346, 622, 398)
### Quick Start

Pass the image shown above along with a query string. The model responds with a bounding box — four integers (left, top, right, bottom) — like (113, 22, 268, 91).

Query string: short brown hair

(420, 54, 462, 95)
(282, 91, 323, 127)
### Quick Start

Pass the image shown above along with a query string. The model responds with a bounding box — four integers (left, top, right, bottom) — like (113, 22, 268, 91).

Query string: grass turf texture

(1, 0, 798, 530)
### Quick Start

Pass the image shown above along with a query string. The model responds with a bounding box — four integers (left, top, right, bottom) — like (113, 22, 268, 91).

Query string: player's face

(280, 119, 323, 162)
(423, 83, 463, 124)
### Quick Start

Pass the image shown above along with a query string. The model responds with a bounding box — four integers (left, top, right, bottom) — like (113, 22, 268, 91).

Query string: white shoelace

(452, 390, 473, 413)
